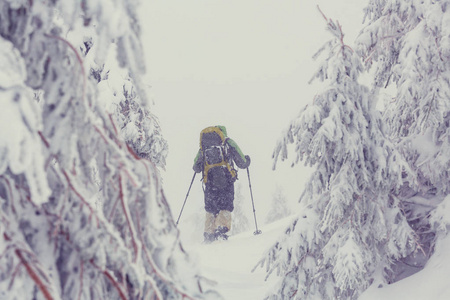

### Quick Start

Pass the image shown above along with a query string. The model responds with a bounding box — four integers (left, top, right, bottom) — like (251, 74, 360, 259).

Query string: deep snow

(360, 233, 450, 300)
(182, 216, 295, 299)
(181, 213, 450, 300)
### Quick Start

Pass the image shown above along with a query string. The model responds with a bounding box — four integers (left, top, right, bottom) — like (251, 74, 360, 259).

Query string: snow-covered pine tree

(0, 1, 217, 299)
(265, 185, 291, 225)
(357, 0, 450, 268)
(231, 183, 250, 235)
(258, 10, 416, 299)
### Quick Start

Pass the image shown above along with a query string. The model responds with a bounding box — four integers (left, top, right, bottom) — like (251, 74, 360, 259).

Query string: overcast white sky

(138, 0, 366, 237)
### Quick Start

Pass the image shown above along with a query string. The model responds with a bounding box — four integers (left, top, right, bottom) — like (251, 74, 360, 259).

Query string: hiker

(193, 126, 251, 242)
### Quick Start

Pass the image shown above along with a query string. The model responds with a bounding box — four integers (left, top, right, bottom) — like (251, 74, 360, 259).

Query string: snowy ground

(182, 214, 450, 300)
(182, 217, 294, 300)
(360, 233, 450, 300)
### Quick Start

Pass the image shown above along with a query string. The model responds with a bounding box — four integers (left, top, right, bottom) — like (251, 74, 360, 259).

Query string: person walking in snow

(193, 126, 251, 243)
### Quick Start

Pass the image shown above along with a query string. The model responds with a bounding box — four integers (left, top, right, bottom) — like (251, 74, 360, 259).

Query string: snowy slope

(182, 212, 450, 300)
(360, 233, 450, 300)
(183, 216, 295, 300)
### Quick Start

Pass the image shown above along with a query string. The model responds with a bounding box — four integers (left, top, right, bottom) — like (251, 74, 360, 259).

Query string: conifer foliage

(358, 0, 450, 196)
(0, 1, 211, 299)
(261, 10, 416, 299)
(265, 186, 291, 225)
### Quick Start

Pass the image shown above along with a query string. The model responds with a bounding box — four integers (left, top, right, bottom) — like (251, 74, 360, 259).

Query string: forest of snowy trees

(1, 0, 450, 300)
(262, 0, 450, 299)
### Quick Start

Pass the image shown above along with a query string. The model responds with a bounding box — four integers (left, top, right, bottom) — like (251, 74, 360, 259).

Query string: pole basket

(253, 230, 262, 235)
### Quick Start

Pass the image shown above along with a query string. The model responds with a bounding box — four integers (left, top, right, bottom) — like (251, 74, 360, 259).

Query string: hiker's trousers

(204, 182, 234, 215)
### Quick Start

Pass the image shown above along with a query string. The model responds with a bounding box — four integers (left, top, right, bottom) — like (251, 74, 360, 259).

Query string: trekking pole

(247, 167, 262, 235)
(176, 172, 196, 225)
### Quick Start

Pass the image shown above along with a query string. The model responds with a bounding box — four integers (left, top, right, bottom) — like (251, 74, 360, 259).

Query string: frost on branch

(260, 11, 416, 300)
(0, 1, 215, 299)
(116, 85, 168, 168)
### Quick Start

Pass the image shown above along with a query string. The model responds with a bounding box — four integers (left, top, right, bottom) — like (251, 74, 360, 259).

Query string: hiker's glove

(245, 155, 251, 168)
